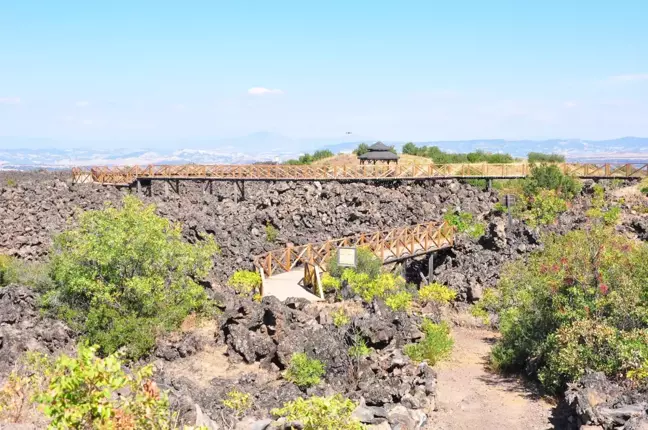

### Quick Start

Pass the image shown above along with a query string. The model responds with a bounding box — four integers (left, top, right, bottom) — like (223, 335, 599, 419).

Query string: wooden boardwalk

(254, 221, 455, 301)
(72, 162, 648, 185)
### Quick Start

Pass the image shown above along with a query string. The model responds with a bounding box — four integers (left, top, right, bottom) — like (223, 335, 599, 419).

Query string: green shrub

(353, 143, 370, 156)
(284, 149, 334, 165)
(321, 273, 341, 292)
(44, 196, 219, 360)
(465, 179, 487, 188)
(331, 308, 350, 327)
(4, 178, 17, 187)
(0, 255, 53, 290)
(527, 152, 565, 163)
(641, 187, 648, 196)
(342, 270, 404, 302)
(586, 184, 621, 226)
(489, 228, 648, 393)
(385, 290, 413, 312)
(348, 334, 372, 360)
(522, 163, 582, 199)
(271, 395, 363, 430)
(265, 223, 279, 242)
(222, 389, 252, 418)
(228, 270, 262, 295)
(402, 143, 513, 164)
(524, 190, 568, 226)
(20, 344, 186, 429)
(443, 211, 486, 239)
(403, 320, 453, 365)
(327, 247, 382, 279)
(419, 283, 456, 304)
(284, 353, 325, 389)
(0, 351, 52, 424)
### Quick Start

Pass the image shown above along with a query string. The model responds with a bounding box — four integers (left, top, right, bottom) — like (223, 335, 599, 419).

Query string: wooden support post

(428, 253, 434, 284)
(487, 178, 492, 191)
(258, 267, 266, 297)
(136, 179, 141, 194)
(176, 179, 180, 195)
(209, 180, 213, 195)
(315, 265, 324, 299)
(165, 180, 169, 197)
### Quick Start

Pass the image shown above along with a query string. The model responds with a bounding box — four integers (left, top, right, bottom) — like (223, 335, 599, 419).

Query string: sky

(1, 0, 648, 148)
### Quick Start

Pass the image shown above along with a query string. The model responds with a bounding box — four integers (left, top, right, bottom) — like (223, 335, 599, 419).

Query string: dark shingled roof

(368, 141, 392, 151)
(358, 151, 399, 160)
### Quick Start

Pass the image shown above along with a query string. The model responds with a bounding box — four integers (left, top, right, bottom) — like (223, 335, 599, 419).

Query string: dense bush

(489, 228, 648, 393)
(0, 345, 197, 429)
(403, 320, 453, 365)
(341, 270, 404, 302)
(443, 211, 486, 239)
(321, 273, 341, 292)
(527, 152, 565, 163)
(331, 308, 350, 327)
(418, 283, 456, 304)
(327, 247, 382, 279)
(522, 163, 582, 200)
(524, 190, 568, 227)
(228, 270, 262, 295)
(265, 223, 279, 242)
(586, 184, 621, 226)
(0, 255, 53, 290)
(385, 290, 413, 312)
(271, 395, 363, 430)
(284, 353, 325, 389)
(222, 389, 253, 418)
(353, 143, 370, 156)
(43, 196, 219, 360)
(402, 143, 513, 164)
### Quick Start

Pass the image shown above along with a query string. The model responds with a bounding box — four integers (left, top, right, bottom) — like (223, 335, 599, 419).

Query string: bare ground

(428, 327, 559, 430)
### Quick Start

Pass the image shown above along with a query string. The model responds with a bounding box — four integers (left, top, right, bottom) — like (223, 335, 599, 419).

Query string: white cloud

(564, 101, 577, 108)
(82, 119, 94, 125)
(247, 87, 284, 96)
(0, 97, 21, 104)
(173, 103, 186, 111)
(609, 73, 648, 82)
(75, 101, 90, 107)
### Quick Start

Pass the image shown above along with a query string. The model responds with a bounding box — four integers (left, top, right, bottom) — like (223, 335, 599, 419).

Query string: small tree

(44, 196, 219, 360)
(352, 143, 370, 156)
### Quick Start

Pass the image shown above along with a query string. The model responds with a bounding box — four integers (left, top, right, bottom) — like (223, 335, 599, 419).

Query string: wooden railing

(253, 221, 455, 297)
(72, 163, 648, 185)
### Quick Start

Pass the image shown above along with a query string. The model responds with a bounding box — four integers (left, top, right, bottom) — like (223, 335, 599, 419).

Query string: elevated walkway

(254, 221, 455, 302)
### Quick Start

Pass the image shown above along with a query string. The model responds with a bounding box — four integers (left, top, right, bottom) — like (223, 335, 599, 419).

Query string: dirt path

(428, 327, 556, 430)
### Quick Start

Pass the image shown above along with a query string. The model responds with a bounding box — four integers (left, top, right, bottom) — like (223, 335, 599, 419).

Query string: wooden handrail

(252, 221, 455, 279)
(72, 162, 648, 185)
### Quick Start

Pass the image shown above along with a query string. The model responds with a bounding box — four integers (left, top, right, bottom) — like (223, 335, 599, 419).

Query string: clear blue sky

(1, 0, 647, 147)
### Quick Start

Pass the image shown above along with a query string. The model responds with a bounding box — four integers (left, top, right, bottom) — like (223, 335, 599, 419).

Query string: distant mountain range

(2, 135, 648, 169)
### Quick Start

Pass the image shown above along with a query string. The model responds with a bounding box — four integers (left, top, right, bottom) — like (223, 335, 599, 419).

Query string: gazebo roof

(368, 141, 392, 151)
(358, 151, 399, 160)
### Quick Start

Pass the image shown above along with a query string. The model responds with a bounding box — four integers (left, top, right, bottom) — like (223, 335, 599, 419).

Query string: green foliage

(348, 336, 372, 360)
(331, 308, 350, 327)
(444, 211, 486, 239)
(0, 255, 53, 290)
(32, 344, 184, 429)
(271, 394, 364, 430)
(470, 288, 499, 324)
(586, 184, 621, 226)
(4, 178, 17, 187)
(402, 143, 513, 164)
(465, 179, 487, 188)
(403, 320, 453, 365)
(327, 247, 382, 279)
(385, 290, 413, 312)
(641, 187, 648, 196)
(419, 282, 456, 304)
(222, 389, 253, 418)
(524, 190, 568, 227)
(284, 149, 334, 165)
(285, 353, 325, 389)
(527, 152, 565, 163)
(321, 273, 342, 292)
(522, 163, 582, 200)
(265, 223, 279, 242)
(341, 270, 404, 302)
(489, 228, 648, 393)
(0, 351, 52, 424)
(44, 196, 219, 360)
(353, 143, 370, 156)
(228, 270, 262, 295)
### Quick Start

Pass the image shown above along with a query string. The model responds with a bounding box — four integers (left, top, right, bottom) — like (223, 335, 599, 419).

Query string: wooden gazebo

(358, 142, 399, 165)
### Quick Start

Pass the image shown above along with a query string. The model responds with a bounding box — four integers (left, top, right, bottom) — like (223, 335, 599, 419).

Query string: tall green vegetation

(284, 149, 334, 165)
(352, 143, 370, 156)
(0, 255, 52, 290)
(271, 395, 364, 430)
(486, 228, 648, 393)
(403, 320, 453, 365)
(527, 152, 565, 163)
(0, 345, 203, 429)
(443, 211, 486, 239)
(43, 196, 219, 360)
(402, 143, 514, 164)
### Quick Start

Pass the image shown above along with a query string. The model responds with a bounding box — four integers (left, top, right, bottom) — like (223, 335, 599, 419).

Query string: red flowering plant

(485, 226, 648, 393)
